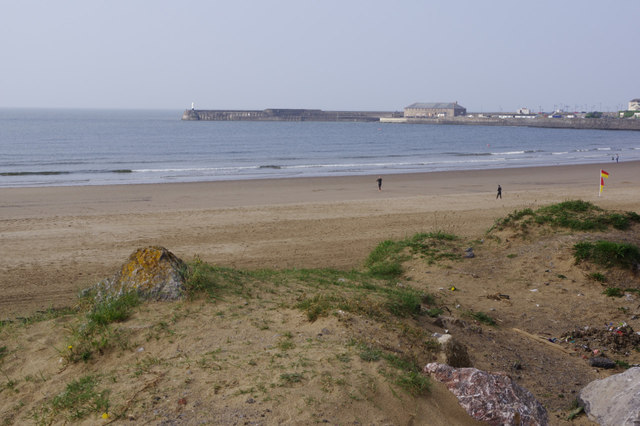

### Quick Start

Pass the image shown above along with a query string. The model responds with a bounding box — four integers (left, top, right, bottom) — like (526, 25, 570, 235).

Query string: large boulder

(424, 363, 548, 426)
(578, 367, 640, 426)
(91, 246, 187, 301)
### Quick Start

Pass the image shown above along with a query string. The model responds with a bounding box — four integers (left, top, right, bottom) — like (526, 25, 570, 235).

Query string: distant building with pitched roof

(404, 102, 466, 118)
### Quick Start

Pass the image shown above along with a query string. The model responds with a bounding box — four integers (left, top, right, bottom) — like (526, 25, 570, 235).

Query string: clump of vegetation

(465, 310, 497, 326)
(424, 307, 444, 318)
(588, 272, 607, 283)
(65, 292, 140, 363)
(33, 375, 110, 423)
(573, 240, 640, 269)
(184, 258, 251, 299)
(491, 200, 640, 233)
(603, 287, 640, 298)
(603, 287, 625, 298)
(365, 231, 462, 279)
(358, 344, 430, 396)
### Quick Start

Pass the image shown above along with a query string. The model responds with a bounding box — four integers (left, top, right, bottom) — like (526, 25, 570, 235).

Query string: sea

(1, 108, 638, 188)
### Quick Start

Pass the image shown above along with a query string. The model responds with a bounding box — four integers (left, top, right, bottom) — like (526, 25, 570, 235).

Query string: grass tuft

(573, 241, 640, 269)
(33, 375, 110, 423)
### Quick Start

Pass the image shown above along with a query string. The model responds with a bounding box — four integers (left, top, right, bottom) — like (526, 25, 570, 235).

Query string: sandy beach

(1, 161, 638, 319)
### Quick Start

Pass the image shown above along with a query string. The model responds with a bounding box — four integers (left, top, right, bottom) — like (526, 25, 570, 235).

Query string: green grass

(588, 272, 607, 283)
(87, 291, 140, 326)
(491, 200, 640, 233)
(424, 307, 443, 318)
(573, 240, 640, 269)
(364, 232, 463, 279)
(603, 287, 640, 298)
(0, 307, 78, 332)
(465, 310, 497, 326)
(33, 375, 110, 423)
(359, 346, 382, 362)
(603, 287, 625, 298)
(184, 258, 252, 299)
(280, 373, 304, 385)
(64, 292, 140, 363)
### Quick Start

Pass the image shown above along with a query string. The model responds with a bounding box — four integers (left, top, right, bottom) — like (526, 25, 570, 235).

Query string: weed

(424, 307, 443, 318)
(588, 272, 607, 283)
(386, 291, 422, 317)
(465, 310, 497, 326)
(277, 334, 295, 351)
(280, 372, 304, 384)
(336, 353, 351, 363)
(603, 288, 624, 298)
(184, 259, 251, 299)
(615, 360, 631, 369)
(45, 375, 110, 422)
(87, 291, 140, 326)
(359, 346, 382, 362)
(394, 371, 431, 396)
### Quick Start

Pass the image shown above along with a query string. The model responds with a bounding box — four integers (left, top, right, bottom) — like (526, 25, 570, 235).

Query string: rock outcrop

(424, 363, 548, 425)
(91, 246, 187, 301)
(579, 367, 640, 426)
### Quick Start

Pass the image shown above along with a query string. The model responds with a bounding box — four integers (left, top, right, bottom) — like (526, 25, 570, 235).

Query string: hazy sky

(2, 1, 639, 112)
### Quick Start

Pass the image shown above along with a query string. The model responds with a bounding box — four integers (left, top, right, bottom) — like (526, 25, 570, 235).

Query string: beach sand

(1, 161, 638, 319)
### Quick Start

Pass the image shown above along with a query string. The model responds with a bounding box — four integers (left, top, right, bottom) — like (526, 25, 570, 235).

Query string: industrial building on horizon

(403, 102, 466, 118)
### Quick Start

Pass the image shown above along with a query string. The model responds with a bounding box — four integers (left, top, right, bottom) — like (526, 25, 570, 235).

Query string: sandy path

(1, 161, 637, 319)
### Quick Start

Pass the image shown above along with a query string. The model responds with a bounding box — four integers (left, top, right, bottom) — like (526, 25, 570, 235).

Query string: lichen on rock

(89, 246, 187, 301)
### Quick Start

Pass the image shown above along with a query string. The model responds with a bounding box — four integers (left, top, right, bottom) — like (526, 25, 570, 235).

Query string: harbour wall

(182, 108, 398, 122)
(388, 116, 640, 131)
(182, 109, 640, 130)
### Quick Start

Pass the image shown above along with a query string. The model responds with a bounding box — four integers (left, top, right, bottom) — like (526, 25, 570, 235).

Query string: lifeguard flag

(599, 169, 609, 195)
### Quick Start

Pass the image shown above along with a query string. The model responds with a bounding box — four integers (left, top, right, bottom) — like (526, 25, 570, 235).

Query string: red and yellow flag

(599, 169, 609, 195)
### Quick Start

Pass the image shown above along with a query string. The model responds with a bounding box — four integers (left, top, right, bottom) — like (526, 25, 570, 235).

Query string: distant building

(404, 102, 466, 118)
(517, 107, 531, 115)
(629, 99, 640, 111)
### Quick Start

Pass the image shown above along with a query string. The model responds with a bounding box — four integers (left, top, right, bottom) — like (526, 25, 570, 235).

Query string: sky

(1, 1, 639, 112)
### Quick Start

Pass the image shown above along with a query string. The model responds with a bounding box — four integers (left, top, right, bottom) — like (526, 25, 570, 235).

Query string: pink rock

(424, 363, 548, 426)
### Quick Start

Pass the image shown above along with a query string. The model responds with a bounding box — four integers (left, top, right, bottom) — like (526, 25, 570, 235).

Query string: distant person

(496, 184, 502, 199)
(616, 154, 619, 163)
(376, 176, 383, 191)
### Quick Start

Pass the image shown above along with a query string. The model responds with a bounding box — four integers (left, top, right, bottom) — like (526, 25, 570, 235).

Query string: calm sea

(1, 108, 638, 188)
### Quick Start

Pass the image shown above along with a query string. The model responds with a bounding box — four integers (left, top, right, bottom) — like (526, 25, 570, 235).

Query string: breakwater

(182, 108, 398, 122)
(182, 108, 640, 130)
(382, 116, 640, 131)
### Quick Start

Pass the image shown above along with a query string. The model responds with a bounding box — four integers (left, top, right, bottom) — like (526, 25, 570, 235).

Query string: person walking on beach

(376, 176, 383, 191)
(616, 154, 619, 163)
(496, 184, 502, 199)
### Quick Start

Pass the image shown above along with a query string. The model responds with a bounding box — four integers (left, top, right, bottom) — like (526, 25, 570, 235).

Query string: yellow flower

(67, 345, 73, 350)
(102, 412, 110, 419)
(450, 286, 456, 291)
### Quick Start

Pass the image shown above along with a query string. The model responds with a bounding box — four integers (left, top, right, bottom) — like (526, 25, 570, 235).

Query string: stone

(436, 334, 472, 368)
(91, 246, 187, 301)
(424, 363, 548, 425)
(578, 367, 640, 426)
(588, 356, 616, 369)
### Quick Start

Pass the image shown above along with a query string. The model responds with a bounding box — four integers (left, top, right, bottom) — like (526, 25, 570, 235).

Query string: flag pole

(599, 169, 602, 197)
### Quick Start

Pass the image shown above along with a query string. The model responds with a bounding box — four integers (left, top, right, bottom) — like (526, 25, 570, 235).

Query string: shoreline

(1, 161, 639, 319)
